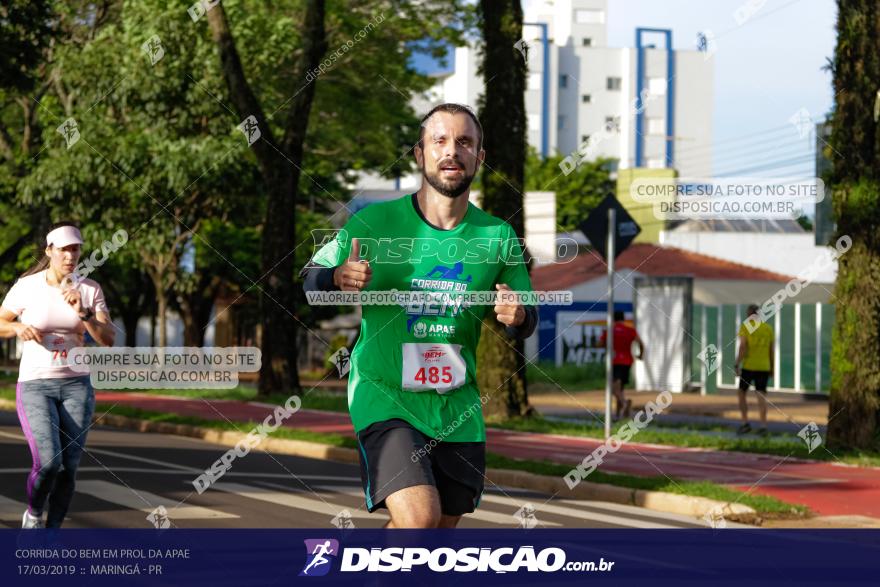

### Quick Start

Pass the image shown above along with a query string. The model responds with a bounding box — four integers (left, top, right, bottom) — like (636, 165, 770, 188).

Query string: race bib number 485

(401, 343, 466, 393)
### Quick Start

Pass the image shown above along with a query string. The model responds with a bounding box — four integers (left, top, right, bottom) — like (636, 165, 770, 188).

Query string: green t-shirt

(738, 321, 773, 372)
(309, 194, 532, 442)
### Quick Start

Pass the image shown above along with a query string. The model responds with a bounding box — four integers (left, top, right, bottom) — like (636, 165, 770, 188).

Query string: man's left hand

(493, 283, 525, 327)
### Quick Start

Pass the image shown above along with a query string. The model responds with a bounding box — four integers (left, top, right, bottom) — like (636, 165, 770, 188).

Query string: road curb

(0, 399, 757, 523)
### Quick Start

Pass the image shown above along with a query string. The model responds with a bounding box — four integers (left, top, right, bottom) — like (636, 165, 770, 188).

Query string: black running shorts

(355, 418, 485, 516)
(612, 364, 631, 385)
(739, 369, 770, 393)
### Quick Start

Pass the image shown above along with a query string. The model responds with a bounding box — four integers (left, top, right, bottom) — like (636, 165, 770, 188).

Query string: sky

(414, 0, 837, 184)
(603, 0, 837, 179)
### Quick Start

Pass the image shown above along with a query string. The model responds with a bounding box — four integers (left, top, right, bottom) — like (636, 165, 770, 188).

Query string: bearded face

(420, 154, 477, 198)
(418, 111, 483, 198)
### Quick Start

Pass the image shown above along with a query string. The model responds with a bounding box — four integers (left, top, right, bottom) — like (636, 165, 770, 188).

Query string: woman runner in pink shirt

(0, 222, 115, 528)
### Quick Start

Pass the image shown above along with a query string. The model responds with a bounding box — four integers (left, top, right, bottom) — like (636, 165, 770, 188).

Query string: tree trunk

(207, 0, 327, 396)
(257, 165, 300, 392)
(476, 0, 531, 421)
(826, 0, 880, 449)
(157, 289, 167, 347)
(122, 311, 139, 347)
(177, 277, 221, 347)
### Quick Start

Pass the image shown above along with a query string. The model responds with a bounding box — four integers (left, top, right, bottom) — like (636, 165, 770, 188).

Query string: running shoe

(21, 510, 43, 529)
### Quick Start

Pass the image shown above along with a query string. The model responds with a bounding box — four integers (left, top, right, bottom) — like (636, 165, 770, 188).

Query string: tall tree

(475, 0, 531, 420)
(204, 0, 470, 394)
(0, 0, 57, 273)
(826, 0, 880, 449)
(15, 0, 258, 347)
(206, 0, 327, 394)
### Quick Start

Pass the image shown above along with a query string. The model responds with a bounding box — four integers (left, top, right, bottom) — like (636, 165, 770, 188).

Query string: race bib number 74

(401, 343, 466, 393)
(36, 332, 79, 367)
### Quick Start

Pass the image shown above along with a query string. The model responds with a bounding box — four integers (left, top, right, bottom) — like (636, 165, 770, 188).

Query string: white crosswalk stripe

(314, 484, 562, 527)
(552, 497, 739, 527)
(478, 494, 686, 529)
(212, 481, 381, 520)
(76, 480, 239, 519)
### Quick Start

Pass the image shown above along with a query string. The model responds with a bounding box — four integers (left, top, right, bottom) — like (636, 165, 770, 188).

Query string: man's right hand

(14, 323, 42, 343)
(333, 237, 372, 291)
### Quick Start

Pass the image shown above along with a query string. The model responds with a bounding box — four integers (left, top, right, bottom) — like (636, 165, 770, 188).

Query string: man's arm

(735, 334, 747, 375)
(301, 264, 339, 293)
(301, 236, 371, 293)
(505, 304, 537, 340)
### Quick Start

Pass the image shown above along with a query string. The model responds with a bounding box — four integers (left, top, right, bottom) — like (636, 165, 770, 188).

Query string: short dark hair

(614, 310, 625, 321)
(746, 304, 760, 317)
(418, 103, 483, 151)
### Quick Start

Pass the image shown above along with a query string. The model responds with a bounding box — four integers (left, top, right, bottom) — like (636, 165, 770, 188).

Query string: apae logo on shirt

(405, 262, 471, 336)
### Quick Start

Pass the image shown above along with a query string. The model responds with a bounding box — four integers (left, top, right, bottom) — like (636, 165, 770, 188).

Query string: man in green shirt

(735, 304, 775, 436)
(301, 103, 537, 528)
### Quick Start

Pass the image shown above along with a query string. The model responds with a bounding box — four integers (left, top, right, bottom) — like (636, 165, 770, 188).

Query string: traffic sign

(578, 195, 641, 260)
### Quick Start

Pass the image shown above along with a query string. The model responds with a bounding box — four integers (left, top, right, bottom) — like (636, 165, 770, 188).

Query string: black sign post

(579, 196, 642, 438)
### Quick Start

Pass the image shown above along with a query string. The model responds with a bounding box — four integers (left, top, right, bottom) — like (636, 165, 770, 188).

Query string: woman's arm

(0, 307, 42, 342)
(61, 287, 115, 347)
(82, 311, 115, 347)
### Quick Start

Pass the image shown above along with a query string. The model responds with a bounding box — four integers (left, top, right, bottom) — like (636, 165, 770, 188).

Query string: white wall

(672, 51, 714, 177)
(659, 231, 838, 283)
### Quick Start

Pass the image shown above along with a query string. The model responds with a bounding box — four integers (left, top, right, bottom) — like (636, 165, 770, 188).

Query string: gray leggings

(15, 376, 95, 528)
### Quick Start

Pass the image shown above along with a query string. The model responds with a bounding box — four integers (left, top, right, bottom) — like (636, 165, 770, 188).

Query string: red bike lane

(95, 392, 880, 518)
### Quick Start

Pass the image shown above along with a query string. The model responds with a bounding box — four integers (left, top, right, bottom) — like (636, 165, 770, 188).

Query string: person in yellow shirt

(735, 304, 774, 436)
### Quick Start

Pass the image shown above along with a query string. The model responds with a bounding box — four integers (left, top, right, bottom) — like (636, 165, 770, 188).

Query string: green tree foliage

(0, 1, 474, 390)
(524, 148, 615, 231)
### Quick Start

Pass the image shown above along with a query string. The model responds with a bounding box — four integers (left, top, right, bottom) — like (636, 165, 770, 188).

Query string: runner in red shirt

(599, 311, 644, 420)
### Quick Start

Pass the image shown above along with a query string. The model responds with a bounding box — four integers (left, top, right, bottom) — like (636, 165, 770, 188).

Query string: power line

(676, 137, 814, 166)
(678, 147, 814, 174)
(673, 124, 795, 157)
(715, 155, 816, 177)
(710, 149, 814, 172)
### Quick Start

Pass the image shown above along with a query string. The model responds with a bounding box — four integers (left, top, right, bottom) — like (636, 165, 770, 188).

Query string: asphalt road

(0, 411, 717, 530)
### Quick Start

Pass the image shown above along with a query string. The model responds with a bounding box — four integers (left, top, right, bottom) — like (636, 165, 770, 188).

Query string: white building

(360, 0, 714, 193)
(659, 219, 838, 284)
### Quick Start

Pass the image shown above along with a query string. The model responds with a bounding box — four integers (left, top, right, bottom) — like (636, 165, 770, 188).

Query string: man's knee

(386, 485, 442, 528)
(390, 507, 441, 528)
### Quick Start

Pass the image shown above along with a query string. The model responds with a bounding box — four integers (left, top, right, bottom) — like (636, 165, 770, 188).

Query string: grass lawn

(490, 416, 876, 465)
(4, 379, 877, 467)
(526, 360, 605, 393)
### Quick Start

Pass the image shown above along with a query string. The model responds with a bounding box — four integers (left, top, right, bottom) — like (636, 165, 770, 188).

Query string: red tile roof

(531, 244, 794, 290)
